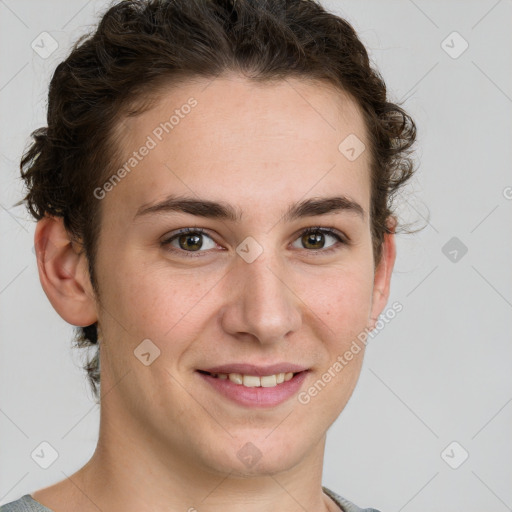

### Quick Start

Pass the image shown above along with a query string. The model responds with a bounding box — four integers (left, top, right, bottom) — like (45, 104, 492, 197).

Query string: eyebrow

(134, 194, 365, 222)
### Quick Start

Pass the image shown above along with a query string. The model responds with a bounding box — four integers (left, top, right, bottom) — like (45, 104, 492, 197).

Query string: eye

(291, 227, 346, 253)
(161, 228, 218, 256)
(161, 226, 347, 258)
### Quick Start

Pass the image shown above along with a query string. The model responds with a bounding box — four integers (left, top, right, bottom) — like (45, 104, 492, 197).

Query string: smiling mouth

(197, 370, 304, 388)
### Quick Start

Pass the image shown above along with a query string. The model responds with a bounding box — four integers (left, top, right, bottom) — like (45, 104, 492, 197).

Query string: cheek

(306, 271, 373, 416)
(312, 262, 376, 336)
(97, 258, 219, 350)
(96, 236, 376, 361)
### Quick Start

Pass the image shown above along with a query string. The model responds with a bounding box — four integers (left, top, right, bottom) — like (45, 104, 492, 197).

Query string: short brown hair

(19, 0, 416, 401)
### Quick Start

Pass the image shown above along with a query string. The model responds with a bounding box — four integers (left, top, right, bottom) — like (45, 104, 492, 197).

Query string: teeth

(212, 372, 296, 388)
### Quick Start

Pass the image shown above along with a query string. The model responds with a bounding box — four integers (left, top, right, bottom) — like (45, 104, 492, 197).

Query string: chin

(202, 435, 311, 477)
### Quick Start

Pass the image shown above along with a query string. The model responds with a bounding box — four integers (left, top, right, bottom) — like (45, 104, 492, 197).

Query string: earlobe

(34, 216, 98, 327)
(368, 221, 397, 329)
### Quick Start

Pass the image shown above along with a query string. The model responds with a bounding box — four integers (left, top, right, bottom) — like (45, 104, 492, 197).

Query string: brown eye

(291, 227, 345, 253)
(177, 232, 203, 251)
(161, 228, 217, 255)
(302, 231, 325, 250)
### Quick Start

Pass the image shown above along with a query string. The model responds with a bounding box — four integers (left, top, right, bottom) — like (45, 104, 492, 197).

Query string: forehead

(105, 74, 371, 222)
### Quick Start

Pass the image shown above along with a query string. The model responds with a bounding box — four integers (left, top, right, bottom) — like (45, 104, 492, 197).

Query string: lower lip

(197, 371, 309, 408)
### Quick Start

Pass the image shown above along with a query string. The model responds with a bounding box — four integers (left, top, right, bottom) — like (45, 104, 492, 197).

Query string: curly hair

(19, 0, 416, 402)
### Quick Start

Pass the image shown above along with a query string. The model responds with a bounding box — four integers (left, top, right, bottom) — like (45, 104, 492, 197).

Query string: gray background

(1, 0, 511, 510)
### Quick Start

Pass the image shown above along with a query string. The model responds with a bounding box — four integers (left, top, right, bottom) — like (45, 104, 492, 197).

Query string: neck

(63, 405, 336, 512)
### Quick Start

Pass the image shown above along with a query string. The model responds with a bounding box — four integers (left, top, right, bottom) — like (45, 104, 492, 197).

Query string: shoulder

(3, 489, 379, 512)
(323, 486, 382, 512)
(0, 495, 54, 512)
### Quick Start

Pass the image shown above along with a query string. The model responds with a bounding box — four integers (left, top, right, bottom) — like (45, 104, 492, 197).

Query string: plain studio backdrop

(1, 1, 511, 510)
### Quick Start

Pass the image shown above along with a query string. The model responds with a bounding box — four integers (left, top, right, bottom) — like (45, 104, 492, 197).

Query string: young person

(2, 0, 416, 510)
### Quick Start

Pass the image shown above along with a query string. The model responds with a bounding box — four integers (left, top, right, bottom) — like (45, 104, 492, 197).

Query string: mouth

(195, 366, 310, 408)
(197, 369, 303, 388)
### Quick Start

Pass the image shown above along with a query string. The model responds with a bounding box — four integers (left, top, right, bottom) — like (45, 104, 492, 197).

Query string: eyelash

(160, 226, 348, 258)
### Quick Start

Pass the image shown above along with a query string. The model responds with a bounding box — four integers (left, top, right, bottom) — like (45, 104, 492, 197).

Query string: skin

(32, 74, 395, 512)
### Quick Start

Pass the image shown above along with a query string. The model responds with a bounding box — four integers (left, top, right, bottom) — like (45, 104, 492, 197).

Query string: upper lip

(198, 363, 309, 376)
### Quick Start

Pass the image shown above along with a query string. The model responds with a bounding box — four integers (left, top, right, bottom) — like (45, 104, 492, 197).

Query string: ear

(368, 218, 397, 329)
(34, 216, 98, 326)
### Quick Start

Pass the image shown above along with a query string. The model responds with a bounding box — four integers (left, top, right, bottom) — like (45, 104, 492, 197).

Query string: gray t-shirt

(0, 487, 380, 512)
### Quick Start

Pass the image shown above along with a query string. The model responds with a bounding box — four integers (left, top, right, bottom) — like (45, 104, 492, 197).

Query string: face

(91, 74, 394, 476)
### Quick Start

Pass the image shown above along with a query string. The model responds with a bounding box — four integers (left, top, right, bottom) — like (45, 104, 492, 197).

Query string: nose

(220, 252, 302, 345)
